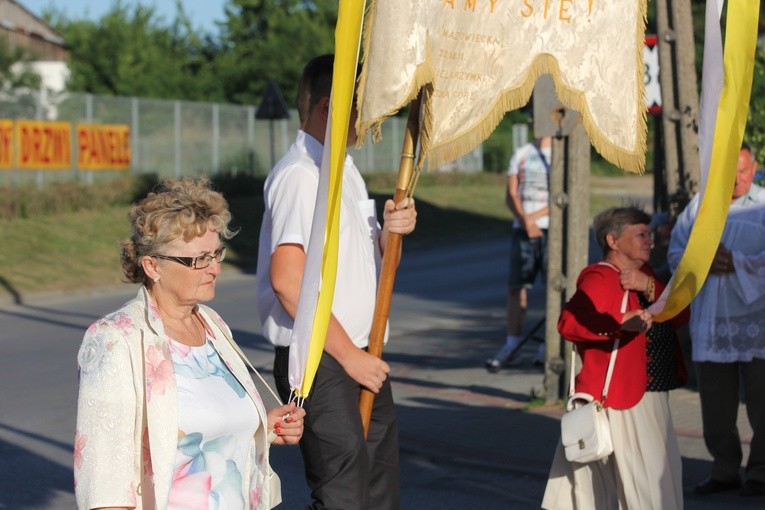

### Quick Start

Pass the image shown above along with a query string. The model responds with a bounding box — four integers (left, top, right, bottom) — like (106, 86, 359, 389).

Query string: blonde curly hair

(120, 176, 237, 285)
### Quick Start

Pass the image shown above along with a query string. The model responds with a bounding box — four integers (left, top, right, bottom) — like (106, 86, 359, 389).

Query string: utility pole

(655, 0, 700, 216)
(533, 75, 591, 402)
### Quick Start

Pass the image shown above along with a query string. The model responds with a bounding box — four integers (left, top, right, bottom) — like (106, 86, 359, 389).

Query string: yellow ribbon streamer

(298, 0, 364, 398)
(653, 0, 758, 321)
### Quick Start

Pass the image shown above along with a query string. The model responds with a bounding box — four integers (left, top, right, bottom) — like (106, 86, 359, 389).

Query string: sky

(19, 0, 227, 35)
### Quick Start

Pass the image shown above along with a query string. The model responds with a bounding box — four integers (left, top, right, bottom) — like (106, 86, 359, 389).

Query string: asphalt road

(4, 233, 762, 510)
(2, 237, 549, 509)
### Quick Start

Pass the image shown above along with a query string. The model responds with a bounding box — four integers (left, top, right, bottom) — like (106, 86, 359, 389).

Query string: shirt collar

(297, 130, 324, 167)
(733, 184, 764, 206)
(296, 129, 355, 169)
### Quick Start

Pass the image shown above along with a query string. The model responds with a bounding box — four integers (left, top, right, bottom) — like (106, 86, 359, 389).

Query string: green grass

(367, 172, 513, 250)
(1, 207, 129, 297)
(0, 171, 648, 301)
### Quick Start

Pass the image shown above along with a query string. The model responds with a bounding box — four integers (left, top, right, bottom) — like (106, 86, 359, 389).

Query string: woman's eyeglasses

(154, 246, 226, 269)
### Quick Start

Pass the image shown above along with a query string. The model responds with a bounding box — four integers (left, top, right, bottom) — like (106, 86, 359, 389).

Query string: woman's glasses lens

(194, 247, 226, 269)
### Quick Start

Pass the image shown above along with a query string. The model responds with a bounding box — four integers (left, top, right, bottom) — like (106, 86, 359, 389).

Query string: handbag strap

(201, 305, 284, 406)
(569, 337, 621, 401)
(568, 262, 629, 402)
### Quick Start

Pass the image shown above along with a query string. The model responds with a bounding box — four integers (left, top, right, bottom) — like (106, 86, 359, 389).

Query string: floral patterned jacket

(74, 287, 281, 510)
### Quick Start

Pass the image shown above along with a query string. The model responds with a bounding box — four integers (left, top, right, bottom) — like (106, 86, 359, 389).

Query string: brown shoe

(693, 477, 741, 495)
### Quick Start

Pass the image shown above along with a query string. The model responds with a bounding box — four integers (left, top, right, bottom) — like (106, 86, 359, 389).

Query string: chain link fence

(1, 90, 482, 187)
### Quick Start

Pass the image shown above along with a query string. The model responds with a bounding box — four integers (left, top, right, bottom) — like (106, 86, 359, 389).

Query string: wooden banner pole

(359, 96, 421, 437)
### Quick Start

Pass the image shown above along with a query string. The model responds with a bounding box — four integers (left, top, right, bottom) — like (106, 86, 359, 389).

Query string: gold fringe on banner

(356, 0, 648, 175)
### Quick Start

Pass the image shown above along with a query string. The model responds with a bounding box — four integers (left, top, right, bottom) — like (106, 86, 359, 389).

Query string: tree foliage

(746, 49, 765, 165)
(48, 0, 223, 101)
(47, 0, 338, 107)
(0, 39, 42, 91)
(216, 0, 337, 106)
(0, 39, 43, 117)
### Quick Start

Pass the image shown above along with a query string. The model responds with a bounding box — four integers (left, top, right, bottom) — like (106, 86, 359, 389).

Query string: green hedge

(0, 173, 267, 220)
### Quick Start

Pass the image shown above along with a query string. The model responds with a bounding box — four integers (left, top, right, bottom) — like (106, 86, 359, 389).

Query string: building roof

(0, 0, 67, 61)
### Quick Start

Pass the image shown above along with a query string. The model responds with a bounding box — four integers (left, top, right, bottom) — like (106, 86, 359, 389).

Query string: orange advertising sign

(77, 123, 131, 170)
(0, 120, 12, 168)
(16, 120, 72, 169)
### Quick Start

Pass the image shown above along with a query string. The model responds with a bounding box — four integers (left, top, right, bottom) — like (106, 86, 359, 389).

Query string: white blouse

(168, 336, 259, 509)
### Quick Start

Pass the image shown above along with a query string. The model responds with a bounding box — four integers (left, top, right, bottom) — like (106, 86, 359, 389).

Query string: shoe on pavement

(740, 480, 765, 497)
(533, 343, 545, 366)
(485, 358, 503, 373)
(485, 342, 519, 373)
(693, 477, 741, 495)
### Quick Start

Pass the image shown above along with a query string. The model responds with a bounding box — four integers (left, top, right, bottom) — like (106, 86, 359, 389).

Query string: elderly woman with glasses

(542, 206, 688, 510)
(74, 177, 304, 510)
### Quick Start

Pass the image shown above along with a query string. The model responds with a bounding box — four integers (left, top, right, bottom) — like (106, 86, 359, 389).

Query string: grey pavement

(387, 276, 761, 509)
(1, 237, 762, 508)
(383, 234, 762, 509)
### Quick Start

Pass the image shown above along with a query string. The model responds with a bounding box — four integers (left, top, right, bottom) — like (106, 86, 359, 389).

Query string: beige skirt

(541, 391, 683, 510)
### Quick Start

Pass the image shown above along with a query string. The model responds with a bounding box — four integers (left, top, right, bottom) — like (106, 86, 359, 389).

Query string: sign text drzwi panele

(0, 119, 131, 171)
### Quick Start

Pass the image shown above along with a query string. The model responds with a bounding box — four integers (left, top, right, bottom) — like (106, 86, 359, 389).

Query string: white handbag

(560, 283, 628, 463)
(560, 389, 614, 463)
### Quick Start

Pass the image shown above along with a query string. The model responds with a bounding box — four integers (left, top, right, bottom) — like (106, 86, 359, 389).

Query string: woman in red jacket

(542, 206, 688, 510)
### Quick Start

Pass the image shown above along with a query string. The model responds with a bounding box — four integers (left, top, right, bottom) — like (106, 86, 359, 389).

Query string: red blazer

(558, 262, 688, 410)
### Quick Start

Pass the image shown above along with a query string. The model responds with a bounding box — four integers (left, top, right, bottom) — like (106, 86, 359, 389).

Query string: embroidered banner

(357, 0, 648, 173)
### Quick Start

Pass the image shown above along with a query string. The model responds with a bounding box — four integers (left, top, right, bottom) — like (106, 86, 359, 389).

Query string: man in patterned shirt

(487, 135, 552, 371)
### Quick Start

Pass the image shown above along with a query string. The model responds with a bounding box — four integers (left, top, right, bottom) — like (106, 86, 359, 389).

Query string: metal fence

(0, 90, 482, 187)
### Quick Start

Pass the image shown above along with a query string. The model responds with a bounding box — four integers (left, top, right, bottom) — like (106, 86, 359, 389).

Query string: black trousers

(274, 346, 400, 510)
(696, 359, 765, 484)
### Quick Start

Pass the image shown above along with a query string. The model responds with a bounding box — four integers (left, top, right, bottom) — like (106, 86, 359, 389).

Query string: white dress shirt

(256, 130, 384, 349)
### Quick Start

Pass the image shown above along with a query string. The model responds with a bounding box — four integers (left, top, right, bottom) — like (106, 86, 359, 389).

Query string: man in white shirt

(668, 143, 765, 498)
(487, 136, 552, 371)
(256, 54, 417, 509)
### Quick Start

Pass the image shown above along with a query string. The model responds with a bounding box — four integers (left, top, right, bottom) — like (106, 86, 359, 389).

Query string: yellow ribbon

(653, 0, 758, 321)
(299, 0, 364, 398)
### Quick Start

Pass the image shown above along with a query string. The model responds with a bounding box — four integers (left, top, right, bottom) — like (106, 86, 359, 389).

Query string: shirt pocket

(357, 199, 378, 240)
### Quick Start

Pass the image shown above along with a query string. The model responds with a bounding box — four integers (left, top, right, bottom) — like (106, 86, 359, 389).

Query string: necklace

(164, 314, 206, 347)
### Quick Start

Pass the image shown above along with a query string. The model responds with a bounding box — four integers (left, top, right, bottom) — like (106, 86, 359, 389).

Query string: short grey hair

(592, 206, 651, 256)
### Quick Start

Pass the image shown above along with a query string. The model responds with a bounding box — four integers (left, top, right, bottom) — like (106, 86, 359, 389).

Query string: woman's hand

(267, 402, 305, 446)
(619, 268, 649, 292)
(621, 309, 653, 333)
